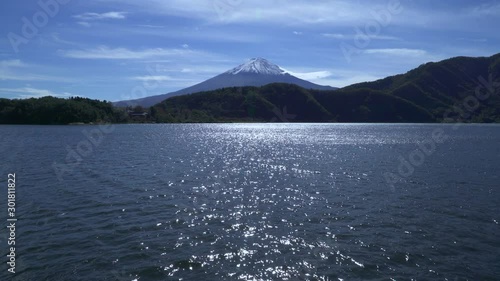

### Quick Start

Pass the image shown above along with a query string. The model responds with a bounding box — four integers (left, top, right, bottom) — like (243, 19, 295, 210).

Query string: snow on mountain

(226, 58, 286, 75)
(114, 57, 337, 107)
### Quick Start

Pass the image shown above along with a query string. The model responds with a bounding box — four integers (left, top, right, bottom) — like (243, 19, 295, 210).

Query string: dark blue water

(1, 124, 499, 281)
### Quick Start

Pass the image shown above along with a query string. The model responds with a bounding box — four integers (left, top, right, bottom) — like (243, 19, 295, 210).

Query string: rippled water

(1, 124, 499, 281)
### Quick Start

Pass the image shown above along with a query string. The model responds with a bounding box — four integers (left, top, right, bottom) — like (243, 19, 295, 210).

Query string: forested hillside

(0, 97, 133, 124)
(150, 53, 500, 123)
(2, 54, 499, 124)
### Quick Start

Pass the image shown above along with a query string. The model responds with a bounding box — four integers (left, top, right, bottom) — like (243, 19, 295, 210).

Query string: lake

(1, 124, 499, 280)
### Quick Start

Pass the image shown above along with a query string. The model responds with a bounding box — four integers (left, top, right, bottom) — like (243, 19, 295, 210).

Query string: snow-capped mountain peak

(114, 57, 337, 107)
(226, 58, 286, 75)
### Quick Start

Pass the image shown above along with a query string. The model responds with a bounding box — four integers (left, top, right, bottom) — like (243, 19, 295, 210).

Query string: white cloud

(0, 59, 27, 68)
(85, 0, 500, 33)
(177, 65, 233, 75)
(210, 1, 375, 24)
(136, 24, 166, 28)
(51, 33, 79, 45)
(363, 48, 428, 57)
(77, 21, 92, 27)
(92, 0, 401, 26)
(0, 73, 63, 82)
(114, 25, 265, 43)
(283, 69, 332, 80)
(281, 67, 379, 88)
(470, 2, 500, 17)
(0, 60, 74, 82)
(322, 33, 399, 40)
(0, 87, 76, 99)
(0, 59, 74, 82)
(59, 46, 210, 60)
(306, 68, 388, 88)
(131, 75, 174, 82)
(322, 33, 348, 39)
(73, 11, 127, 20)
(318, 74, 384, 88)
(281, 66, 413, 88)
(95, 0, 215, 20)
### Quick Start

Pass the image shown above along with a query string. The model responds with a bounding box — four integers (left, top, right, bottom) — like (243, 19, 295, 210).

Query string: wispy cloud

(283, 66, 386, 88)
(458, 38, 488, 43)
(221, 1, 398, 25)
(72, 11, 127, 27)
(0, 73, 68, 82)
(109, 24, 265, 43)
(0, 59, 27, 68)
(73, 11, 128, 20)
(282, 69, 332, 81)
(58, 46, 211, 60)
(93, 0, 399, 25)
(470, 2, 500, 17)
(322, 33, 349, 39)
(91, 0, 499, 31)
(322, 33, 399, 40)
(363, 48, 428, 57)
(0, 60, 74, 82)
(50, 33, 79, 46)
(94, 0, 215, 20)
(0, 87, 76, 99)
(77, 21, 92, 27)
(1, 0, 497, 102)
(131, 75, 174, 82)
(307, 69, 388, 88)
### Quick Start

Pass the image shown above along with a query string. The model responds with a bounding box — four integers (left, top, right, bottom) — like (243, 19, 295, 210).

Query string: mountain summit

(226, 58, 286, 75)
(114, 58, 336, 107)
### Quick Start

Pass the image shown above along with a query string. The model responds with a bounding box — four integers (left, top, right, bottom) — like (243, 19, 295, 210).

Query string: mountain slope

(150, 83, 435, 123)
(343, 53, 500, 120)
(4, 54, 498, 124)
(114, 58, 336, 107)
(149, 53, 500, 123)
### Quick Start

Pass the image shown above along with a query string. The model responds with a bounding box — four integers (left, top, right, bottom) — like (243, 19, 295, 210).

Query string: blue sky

(1, 0, 499, 102)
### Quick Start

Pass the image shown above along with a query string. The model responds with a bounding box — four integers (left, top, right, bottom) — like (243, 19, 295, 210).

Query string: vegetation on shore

(152, 52, 500, 123)
(1, 54, 499, 125)
(151, 84, 436, 123)
(0, 97, 152, 125)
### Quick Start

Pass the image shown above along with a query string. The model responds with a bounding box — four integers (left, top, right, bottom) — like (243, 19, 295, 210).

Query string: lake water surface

(1, 124, 499, 280)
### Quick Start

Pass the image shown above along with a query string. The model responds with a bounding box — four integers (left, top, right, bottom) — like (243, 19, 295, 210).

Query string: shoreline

(1, 122, 500, 126)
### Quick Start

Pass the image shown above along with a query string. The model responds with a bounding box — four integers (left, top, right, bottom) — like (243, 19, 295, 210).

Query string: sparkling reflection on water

(1, 124, 499, 281)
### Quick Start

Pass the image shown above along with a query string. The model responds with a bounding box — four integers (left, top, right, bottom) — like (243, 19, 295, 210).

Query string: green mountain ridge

(151, 53, 500, 123)
(1, 53, 499, 124)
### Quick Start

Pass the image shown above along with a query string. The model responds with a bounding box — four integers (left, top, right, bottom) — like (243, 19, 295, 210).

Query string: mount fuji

(114, 58, 336, 107)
